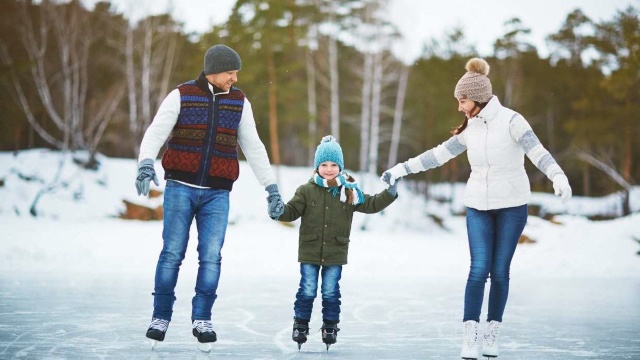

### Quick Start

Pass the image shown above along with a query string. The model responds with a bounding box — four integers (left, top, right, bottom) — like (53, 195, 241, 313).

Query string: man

(135, 44, 284, 347)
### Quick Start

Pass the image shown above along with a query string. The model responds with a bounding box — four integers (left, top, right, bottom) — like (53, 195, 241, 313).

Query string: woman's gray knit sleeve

(509, 114, 564, 181)
(405, 135, 467, 174)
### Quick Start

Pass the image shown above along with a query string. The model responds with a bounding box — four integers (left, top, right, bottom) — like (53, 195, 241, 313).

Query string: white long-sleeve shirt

(138, 83, 276, 188)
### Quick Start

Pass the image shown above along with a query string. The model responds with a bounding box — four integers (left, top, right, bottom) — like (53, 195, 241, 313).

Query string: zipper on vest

(484, 119, 490, 209)
(199, 93, 219, 186)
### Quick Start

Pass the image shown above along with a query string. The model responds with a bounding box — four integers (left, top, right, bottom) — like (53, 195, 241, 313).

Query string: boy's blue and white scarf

(313, 171, 365, 205)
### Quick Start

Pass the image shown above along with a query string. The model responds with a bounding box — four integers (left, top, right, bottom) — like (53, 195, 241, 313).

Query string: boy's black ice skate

(146, 318, 169, 350)
(192, 320, 217, 352)
(321, 322, 340, 351)
(292, 319, 310, 350)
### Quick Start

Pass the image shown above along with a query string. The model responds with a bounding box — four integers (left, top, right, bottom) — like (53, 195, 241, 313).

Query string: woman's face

(457, 98, 480, 119)
(318, 161, 340, 181)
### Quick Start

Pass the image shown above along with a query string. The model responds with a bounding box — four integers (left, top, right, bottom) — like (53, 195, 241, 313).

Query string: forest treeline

(0, 0, 638, 209)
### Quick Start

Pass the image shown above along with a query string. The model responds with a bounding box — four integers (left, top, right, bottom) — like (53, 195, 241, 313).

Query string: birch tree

(119, 14, 180, 156)
(327, 12, 340, 140)
(305, 38, 319, 164)
(359, 51, 373, 171)
(493, 18, 534, 108)
(387, 65, 409, 168)
(366, 47, 383, 174)
(0, 0, 123, 164)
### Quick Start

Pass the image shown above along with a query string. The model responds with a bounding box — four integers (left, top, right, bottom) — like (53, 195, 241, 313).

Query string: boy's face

(318, 161, 340, 181)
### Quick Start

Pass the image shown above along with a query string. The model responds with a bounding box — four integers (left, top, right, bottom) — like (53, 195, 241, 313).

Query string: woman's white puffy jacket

(401, 96, 565, 211)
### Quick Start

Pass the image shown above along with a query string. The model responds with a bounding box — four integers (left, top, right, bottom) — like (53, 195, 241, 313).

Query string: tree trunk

(328, 18, 339, 139)
(367, 49, 383, 174)
(306, 47, 318, 165)
(359, 51, 373, 172)
(266, 49, 281, 165)
(125, 26, 139, 155)
(622, 98, 632, 182)
(141, 22, 153, 136)
(388, 66, 409, 168)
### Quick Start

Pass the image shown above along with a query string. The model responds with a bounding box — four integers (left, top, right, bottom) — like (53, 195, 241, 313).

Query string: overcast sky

(84, 0, 637, 63)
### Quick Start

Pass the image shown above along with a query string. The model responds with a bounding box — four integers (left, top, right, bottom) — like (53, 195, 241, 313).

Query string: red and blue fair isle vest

(161, 72, 244, 191)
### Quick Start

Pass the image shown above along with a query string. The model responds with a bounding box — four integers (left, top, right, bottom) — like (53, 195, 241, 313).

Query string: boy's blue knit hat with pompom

(314, 135, 344, 171)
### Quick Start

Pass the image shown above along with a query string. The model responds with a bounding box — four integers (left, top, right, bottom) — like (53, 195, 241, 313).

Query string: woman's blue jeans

(463, 204, 528, 322)
(152, 181, 229, 321)
(294, 263, 342, 322)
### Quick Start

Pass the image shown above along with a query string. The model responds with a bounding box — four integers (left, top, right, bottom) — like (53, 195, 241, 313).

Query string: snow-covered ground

(1, 149, 639, 359)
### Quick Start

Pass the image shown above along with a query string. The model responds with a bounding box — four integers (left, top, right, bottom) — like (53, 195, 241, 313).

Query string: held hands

(387, 177, 402, 196)
(380, 163, 408, 186)
(552, 174, 572, 204)
(135, 158, 159, 196)
(265, 184, 285, 219)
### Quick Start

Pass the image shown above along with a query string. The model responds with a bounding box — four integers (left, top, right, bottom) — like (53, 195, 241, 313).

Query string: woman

(381, 58, 572, 359)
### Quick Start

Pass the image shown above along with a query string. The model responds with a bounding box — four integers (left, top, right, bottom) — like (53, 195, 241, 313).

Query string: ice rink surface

(2, 153, 639, 359)
(1, 273, 638, 360)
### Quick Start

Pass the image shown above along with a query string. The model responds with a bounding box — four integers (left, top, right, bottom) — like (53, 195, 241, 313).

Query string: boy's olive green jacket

(278, 179, 396, 266)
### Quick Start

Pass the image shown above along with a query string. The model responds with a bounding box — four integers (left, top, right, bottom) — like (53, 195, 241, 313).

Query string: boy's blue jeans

(152, 181, 229, 321)
(294, 263, 342, 322)
(463, 204, 528, 323)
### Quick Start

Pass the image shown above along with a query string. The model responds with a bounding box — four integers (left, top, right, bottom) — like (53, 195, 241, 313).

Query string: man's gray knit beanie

(204, 45, 242, 75)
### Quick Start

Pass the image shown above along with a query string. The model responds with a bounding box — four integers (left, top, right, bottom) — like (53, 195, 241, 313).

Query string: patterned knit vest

(161, 72, 244, 190)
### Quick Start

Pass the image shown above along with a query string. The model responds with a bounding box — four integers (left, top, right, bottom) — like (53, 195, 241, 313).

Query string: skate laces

(192, 320, 214, 333)
(321, 324, 339, 335)
(149, 318, 169, 332)
(464, 321, 477, 346)
(484, 321, 500, 346)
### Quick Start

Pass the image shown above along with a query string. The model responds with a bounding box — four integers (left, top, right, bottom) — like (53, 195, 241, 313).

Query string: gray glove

(387, 177, 402, 196)
(381, 163, 409, 186)
(135, 158, 159, 196)
(266, 184, 285, 219)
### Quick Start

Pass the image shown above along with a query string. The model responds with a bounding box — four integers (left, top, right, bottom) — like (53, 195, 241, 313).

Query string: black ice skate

(292, 319, 310, 350)
(192, 320, 217, 352)
(146, 318, 169, 350)
(321, 322, 340, 351)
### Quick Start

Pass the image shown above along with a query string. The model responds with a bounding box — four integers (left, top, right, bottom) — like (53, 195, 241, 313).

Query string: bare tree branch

(574, 150, 633, 190)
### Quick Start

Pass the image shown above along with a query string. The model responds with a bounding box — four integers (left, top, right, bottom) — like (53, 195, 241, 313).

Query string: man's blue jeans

(463, 204, 528, 322)
(294, 263, 342, 322)
(152, 181, 229, 321)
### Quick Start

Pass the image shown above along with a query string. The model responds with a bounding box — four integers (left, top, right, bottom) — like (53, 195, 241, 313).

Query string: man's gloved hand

(380, 163, 409, 186)
(266, 184, 285, 219)
(387, 177, 402, 197)
(135, 158, 159, 196)
(552, 174, 572, 204)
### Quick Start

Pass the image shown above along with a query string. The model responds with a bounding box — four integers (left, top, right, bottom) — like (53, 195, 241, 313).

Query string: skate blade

(197, 341, 211, 353)
(150, 340, 158, 351)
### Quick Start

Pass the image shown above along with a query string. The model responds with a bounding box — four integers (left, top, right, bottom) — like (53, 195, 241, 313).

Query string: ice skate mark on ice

(352, 302, 390, 324)
(46, 327, 122, 355)
(385, 306, 415, 322)
(0, 329, 37, 356)
(234, 308, 270, 338)
(274, 325, 299, 355)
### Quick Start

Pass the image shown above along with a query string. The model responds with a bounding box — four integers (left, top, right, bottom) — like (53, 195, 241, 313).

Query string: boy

(273, 135, 399, 350)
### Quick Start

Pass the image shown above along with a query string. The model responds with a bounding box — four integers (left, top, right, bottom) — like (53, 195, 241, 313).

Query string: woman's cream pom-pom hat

(454, 58, 493, 103)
